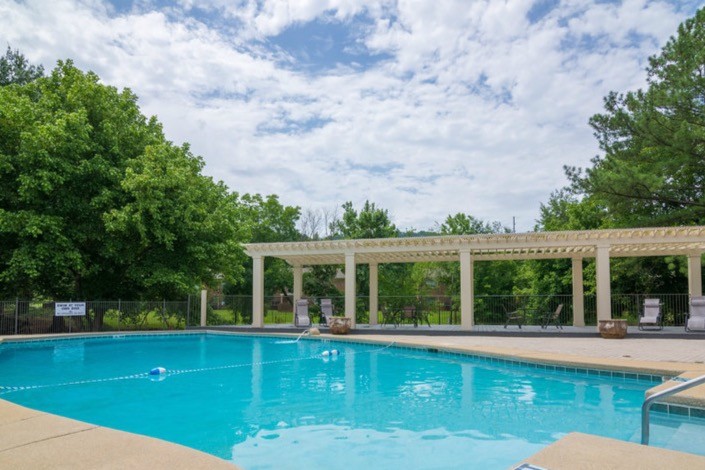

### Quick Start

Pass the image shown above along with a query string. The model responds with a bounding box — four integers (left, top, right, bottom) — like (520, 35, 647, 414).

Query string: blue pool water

(1, 333, 704, 469)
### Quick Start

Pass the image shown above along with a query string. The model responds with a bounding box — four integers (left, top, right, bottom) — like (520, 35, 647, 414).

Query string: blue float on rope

(149, 367, 167, 376)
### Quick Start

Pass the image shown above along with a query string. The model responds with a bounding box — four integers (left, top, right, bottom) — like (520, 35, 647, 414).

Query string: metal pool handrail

(642, 374, 705, 445)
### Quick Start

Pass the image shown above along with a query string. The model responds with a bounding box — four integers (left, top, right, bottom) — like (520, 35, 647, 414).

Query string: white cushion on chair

(687, 317, 705, 330)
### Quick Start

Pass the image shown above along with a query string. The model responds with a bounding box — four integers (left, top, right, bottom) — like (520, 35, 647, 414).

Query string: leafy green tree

(239, 194, 301, 243)
(331, 201, 398, 239)
(0, 60, 243, 300)
(104, 143, 244, 299)
(536, 190, 608, 232)
(523, 191, 601, 300)
(532, 191, 688, 302)
(433, 213, 516, 296)
(303, 265, 340, 300)
(328, 200, 399, 299)
(556, 8, 705, 299)
(0, 47, 44, 86)
(566, 8, 705, 226)
(223, 194, 301, 297)
(440, 213, 506, 235)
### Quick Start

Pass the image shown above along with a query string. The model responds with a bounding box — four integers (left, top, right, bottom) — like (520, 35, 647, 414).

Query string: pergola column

(595, 244, 611, 323)
(459, 249, 474, 330)
(292, 265, 303, 303)
(345, 252, 356, 327)
(369, 262, 379, 325)
(688, 252, 703, 297)
(252, 254, 264, 327)
(572, 257, 585, 327)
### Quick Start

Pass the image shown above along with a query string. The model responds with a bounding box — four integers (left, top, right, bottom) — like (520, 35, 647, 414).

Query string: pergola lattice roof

(244, 226, 705, 266)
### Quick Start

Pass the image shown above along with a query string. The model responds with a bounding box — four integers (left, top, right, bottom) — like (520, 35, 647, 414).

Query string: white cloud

(0, 0, 698, 232)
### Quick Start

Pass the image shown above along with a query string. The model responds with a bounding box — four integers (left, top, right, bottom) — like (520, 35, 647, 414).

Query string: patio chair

(541, 304, 563, 329)
(294, 299, 311, 327)
(320, 298, 334, 326)
(686, 296, 705, 332)
(381, 305, 400, 328)
(638, 298, 662, 331)
(503, 305, 523, 329)
(402, 305, 416, 326)
(412, 304, 431, 328)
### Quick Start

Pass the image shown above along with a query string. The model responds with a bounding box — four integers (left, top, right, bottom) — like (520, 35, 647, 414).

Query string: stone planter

(329, 316, 351, 335)
(599, 319, 628, 339)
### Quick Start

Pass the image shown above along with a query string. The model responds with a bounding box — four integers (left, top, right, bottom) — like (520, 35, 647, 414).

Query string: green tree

(532, 191, 688, 301)
(434, 213, 516, 296)
(439, 213, 505, 235)
(0, 60, 243, 300)
(536, 190, 608, 232)
(223, 194, 301, 297)
(566, 8, 705, 226)
(524, 191, 602, 300)
(0, 47, 44, 86)
(331, 201, 398, 239)
(328, 201, 399, 299)
(104, 144, 245, 299)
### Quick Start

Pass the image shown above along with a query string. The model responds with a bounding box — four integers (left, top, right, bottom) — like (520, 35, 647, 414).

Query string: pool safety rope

(0, 341, 396, 395)
(0, 372, 150, 394)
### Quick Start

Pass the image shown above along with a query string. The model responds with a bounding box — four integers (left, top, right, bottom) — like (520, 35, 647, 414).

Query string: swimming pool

(1, 333, 703, 469)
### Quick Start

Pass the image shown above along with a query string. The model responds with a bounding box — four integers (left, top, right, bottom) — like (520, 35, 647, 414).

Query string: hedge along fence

(0, 299, 202, 335)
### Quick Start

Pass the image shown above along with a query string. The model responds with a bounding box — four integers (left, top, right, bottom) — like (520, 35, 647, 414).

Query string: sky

(1, 0, 702, 233)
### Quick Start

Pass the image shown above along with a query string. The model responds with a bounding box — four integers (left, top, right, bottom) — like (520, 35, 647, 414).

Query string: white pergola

(244, 226, 705, 330)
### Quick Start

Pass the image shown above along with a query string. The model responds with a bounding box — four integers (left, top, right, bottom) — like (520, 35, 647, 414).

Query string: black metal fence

(0, 293, 692, 335)
(0, 299, 200, 335)
(200, 293, 692, 327)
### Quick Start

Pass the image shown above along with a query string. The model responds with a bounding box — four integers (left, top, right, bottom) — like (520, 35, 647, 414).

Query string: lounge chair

(381, 305, 400, 328)
(686, 296, 705, 331)
(320, 298, 334, 326)
(404, 304, 430, 328)
(503, 305, 523, 329)
(294, 299, 311, 327)
(402, 305, 416, 326)
(638, 298, 662, 331)
(541, 304, 563, 329)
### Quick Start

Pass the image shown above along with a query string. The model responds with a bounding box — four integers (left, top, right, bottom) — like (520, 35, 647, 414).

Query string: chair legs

(504, 314, 522, 329)
(541, 316, 562, 329)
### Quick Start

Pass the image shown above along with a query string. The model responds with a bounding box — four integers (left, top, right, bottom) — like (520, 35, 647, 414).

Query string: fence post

(200, 289, 207, 327)
(118, 299, 121, 331)
(14, 297, 19, 335)
(187, 295, 191, 327)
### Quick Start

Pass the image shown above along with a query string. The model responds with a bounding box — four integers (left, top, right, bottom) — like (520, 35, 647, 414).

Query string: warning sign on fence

(55, 302, 86, 317)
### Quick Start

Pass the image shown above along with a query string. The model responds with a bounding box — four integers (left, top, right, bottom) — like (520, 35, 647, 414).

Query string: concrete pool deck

(2, 331, 705, 469)
(0, 399, 239, 469)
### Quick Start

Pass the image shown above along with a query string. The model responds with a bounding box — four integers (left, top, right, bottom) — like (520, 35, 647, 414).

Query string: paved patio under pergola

(244, 226, 705, 330)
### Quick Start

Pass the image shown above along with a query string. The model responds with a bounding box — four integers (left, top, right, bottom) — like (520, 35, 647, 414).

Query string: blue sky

(1, 0, 702, 233)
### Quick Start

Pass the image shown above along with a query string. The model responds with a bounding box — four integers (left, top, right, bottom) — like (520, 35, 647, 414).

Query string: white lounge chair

(638, 298, 662, 331)
(294, 299, 311, 327)
(686, 296, 705, 331)
(320, 298, 334, 326)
